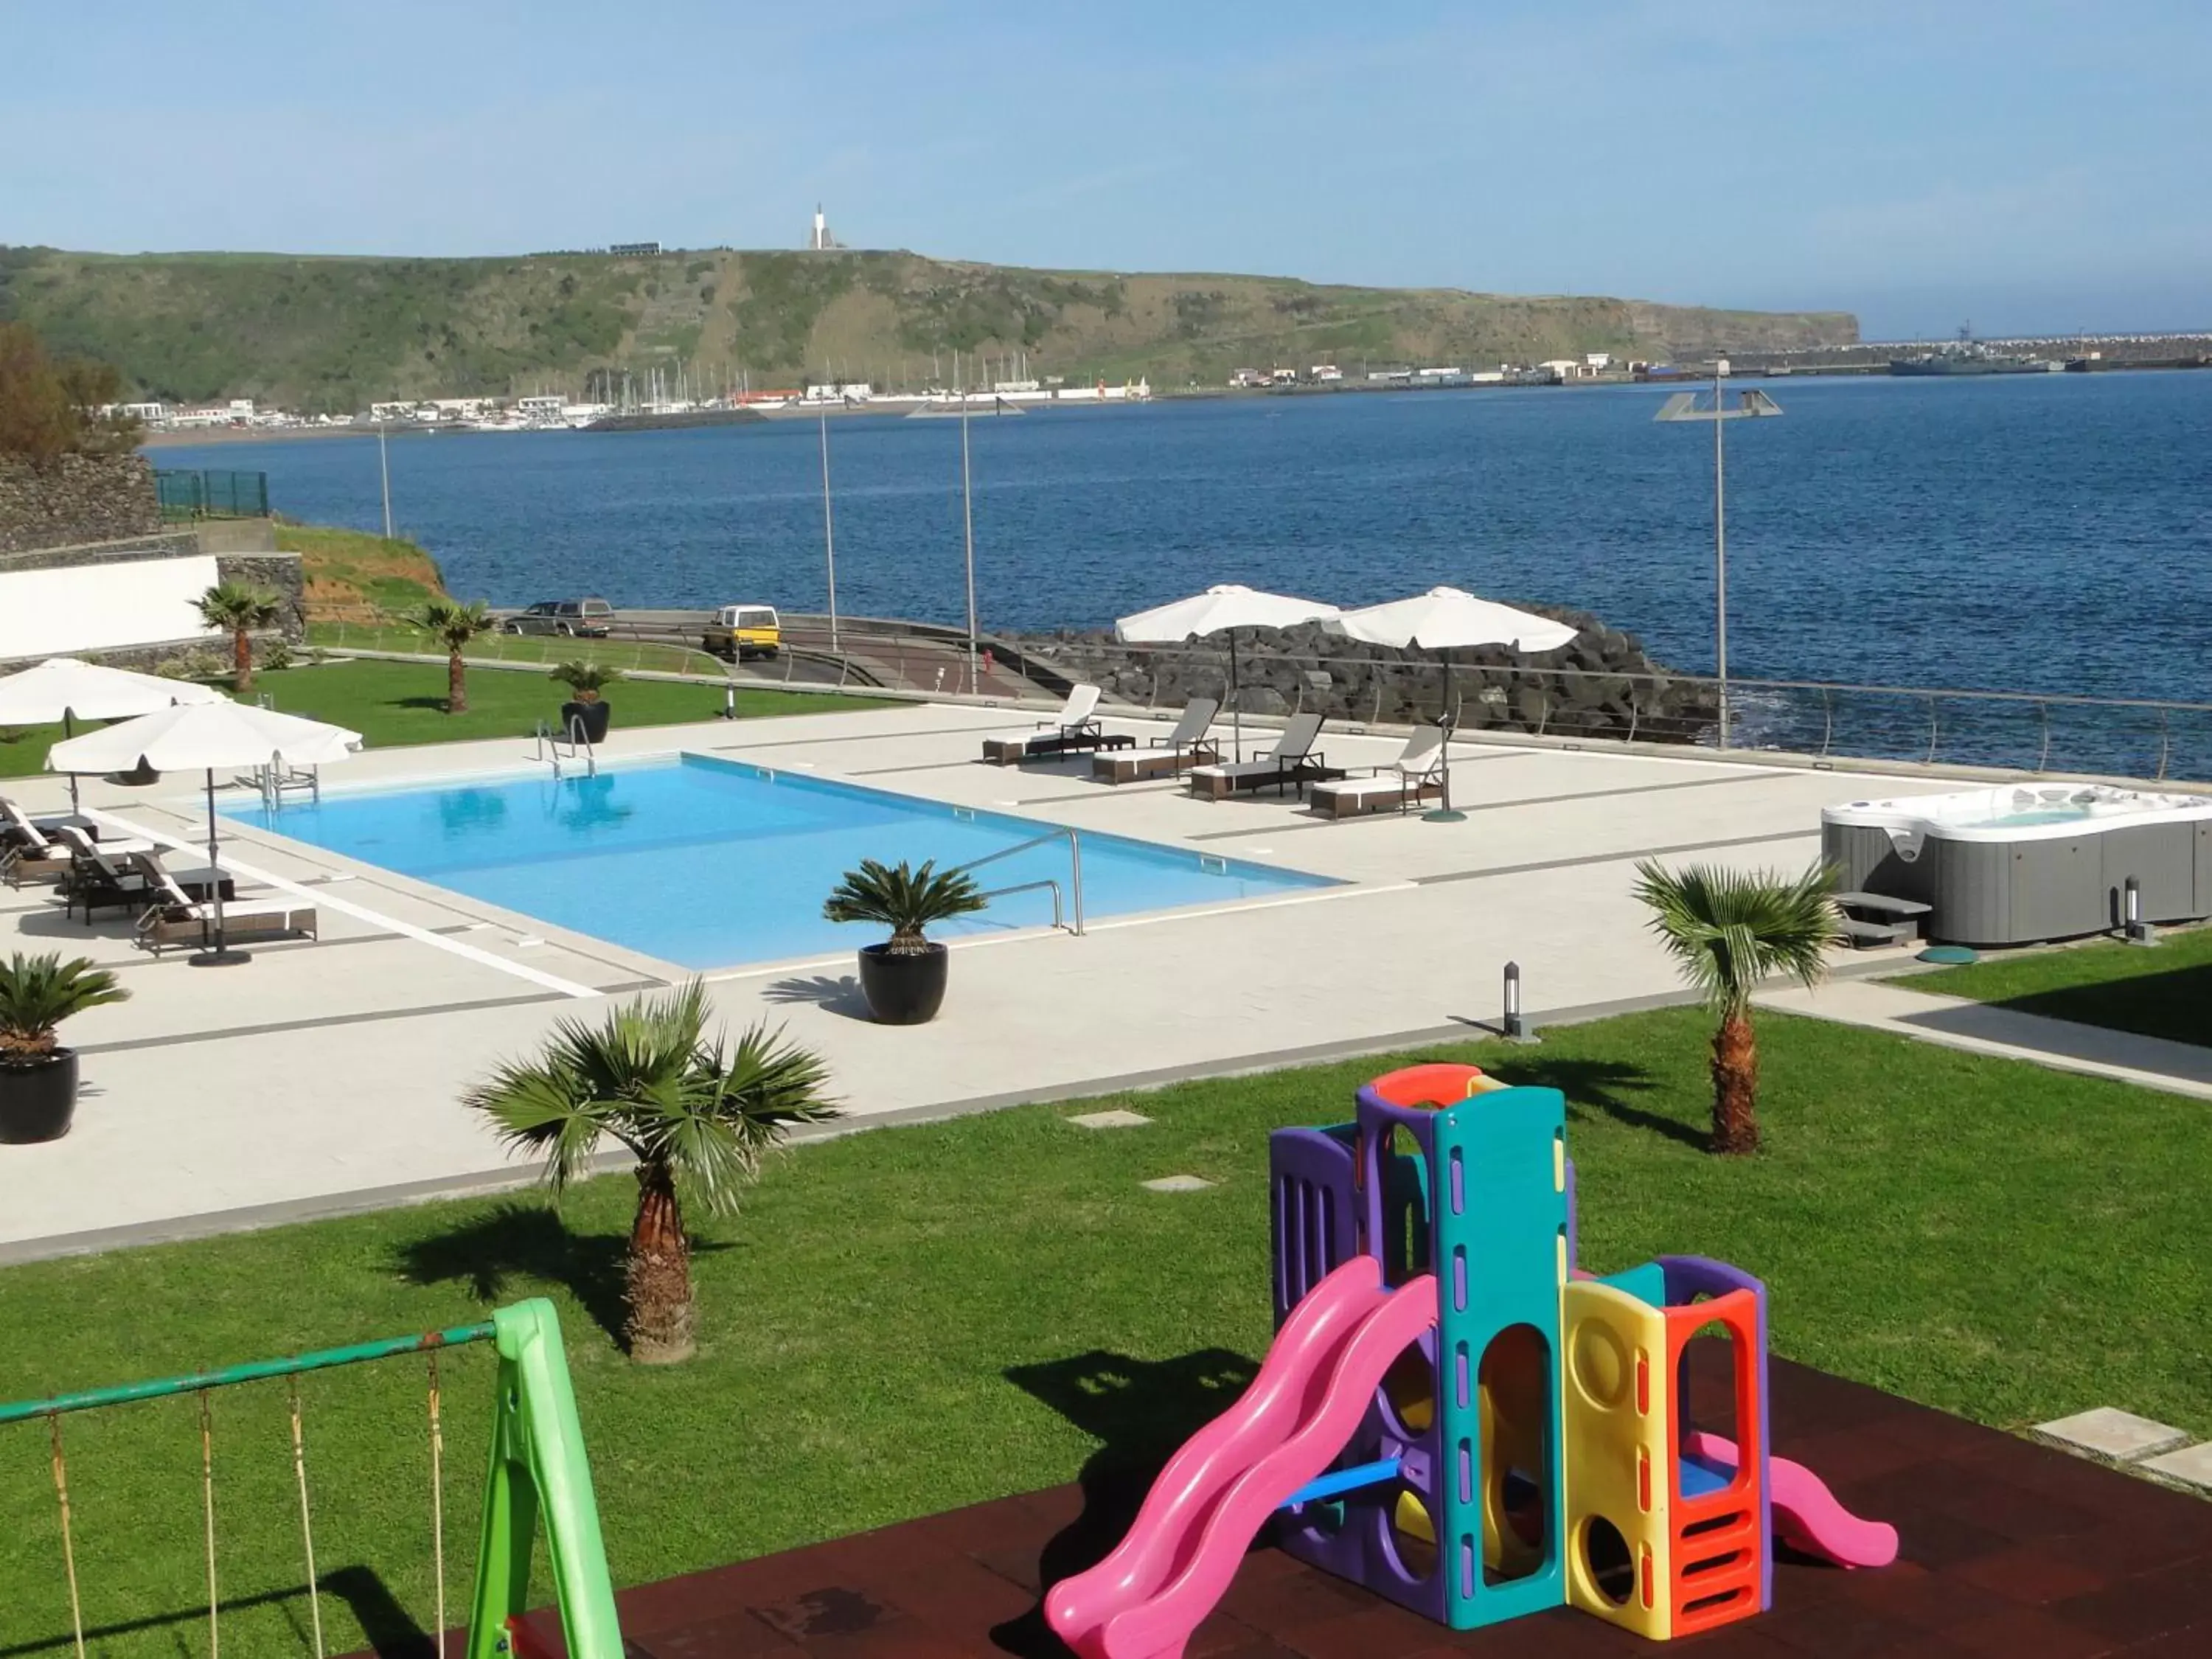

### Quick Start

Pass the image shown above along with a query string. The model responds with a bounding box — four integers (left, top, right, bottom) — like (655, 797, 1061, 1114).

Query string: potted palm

(823, 858, 988, 1024)
(0, 952, 130, 1144)
(465, 982, 838, 1363)
(550, 661, 622, 744)
(1632, 859, 1842, 1155)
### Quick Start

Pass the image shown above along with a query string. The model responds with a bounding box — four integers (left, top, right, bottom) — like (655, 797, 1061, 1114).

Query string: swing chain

(429, 1350, 448, 1659)
(49, 1413, 87, 1659)
(288, 1377, 327, 1659)
(201, 1390, 220, 1659)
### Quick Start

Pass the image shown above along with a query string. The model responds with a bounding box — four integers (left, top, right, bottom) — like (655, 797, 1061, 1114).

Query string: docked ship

(1890, 329, 2059, 376)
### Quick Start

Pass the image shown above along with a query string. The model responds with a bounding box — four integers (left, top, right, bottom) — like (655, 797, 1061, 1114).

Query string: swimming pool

(223, 754, 1337, 968)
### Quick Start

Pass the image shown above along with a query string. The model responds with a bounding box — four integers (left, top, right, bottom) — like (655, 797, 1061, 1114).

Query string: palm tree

(195, 581, 282, 692)
(417, 599, 495, 714)
(1632, 860, 1842, 1155)
(464, 982, 838, 1363)
(549, 660, 622, 703)
(823, 858, 987, 953)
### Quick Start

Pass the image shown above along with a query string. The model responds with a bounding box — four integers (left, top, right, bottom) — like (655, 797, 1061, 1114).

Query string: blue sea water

(159, 372, 2212, 706)
(222, 756, 1333, 969)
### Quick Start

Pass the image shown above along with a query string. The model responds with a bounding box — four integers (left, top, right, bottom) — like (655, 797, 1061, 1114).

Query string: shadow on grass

(392, 1199, 727, 1353)
(1986, 961, 2212, 1052)
(1483, 1054, 1704, 1150)
(0, 1566, 428, 1659)
(990, 1348, 1259, 1658)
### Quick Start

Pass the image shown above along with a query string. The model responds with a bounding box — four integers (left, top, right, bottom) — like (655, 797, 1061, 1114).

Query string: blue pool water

(224, 756, 1335, 968)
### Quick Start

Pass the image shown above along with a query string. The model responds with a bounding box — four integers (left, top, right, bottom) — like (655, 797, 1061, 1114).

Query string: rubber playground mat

(507, 1354, 2211, 1659)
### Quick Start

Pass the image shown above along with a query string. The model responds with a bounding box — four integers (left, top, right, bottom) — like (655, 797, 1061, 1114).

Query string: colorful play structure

(1048, 1064, 1898, 1658)
(0, 1299, 622, 1659)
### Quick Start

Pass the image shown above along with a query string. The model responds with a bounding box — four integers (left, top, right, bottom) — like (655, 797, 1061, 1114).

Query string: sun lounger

(1, 798, 79, 850)
(1, 810, 77, 886)
(1092, 697, 1221, 784)
(981, 684, 1133, 765)
(133, 863, 319, 955)
(1186, 713, 1334, 800)
(56, 826, 159, 922)
(1308, 726, 1449, 818)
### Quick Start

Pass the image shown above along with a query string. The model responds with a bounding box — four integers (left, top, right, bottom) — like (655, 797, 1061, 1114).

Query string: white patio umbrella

(0, 658, 227, 813)
(48, 703, 361, 966)
(1335, 586, 1579, 821)
(1115, 585, 1342, 760)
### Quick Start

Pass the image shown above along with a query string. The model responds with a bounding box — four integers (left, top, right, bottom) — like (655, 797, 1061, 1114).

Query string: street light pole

(1655, 366, 1779, 751)
(959, 358, 979, 696)
(818, 410, 840, 652)
(1712, 364, 1728, 742)
(377, 418, 394, 540)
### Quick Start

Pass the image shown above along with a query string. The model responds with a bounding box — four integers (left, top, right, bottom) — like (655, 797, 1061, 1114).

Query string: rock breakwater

(1011, 606, 1717, 742)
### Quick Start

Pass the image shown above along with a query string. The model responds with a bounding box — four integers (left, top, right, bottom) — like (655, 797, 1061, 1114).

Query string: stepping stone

(2031, 1408, 2191, 1463)
(2138, 1442, 2212, 1493)
(1066, 1110, 1152, 1130)
(1141, 1175, 1215, 1194)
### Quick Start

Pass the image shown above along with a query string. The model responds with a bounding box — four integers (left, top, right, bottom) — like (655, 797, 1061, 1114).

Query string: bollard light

(723, 681, 737, 721)
(2124, 876, 2157, 946)
(1503, 961, 1526, 1040)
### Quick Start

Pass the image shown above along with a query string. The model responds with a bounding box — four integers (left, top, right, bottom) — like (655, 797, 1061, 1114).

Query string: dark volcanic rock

(1006, 605, 1717, 744)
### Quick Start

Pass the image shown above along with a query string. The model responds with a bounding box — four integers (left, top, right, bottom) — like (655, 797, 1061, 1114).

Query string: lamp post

(377, 417, 394, 540)
(959, 358, 979, 696)
(818, 409, 840, 652)
(1653, 365, 1781, 748)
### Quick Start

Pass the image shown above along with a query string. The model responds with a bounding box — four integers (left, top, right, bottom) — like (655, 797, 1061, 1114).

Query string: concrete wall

(0, 453, 162, 554)
(0, 542, 304, 668)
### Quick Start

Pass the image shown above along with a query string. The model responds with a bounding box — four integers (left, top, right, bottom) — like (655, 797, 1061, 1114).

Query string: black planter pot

(856, 942, 950, 1025)
(0, 1051, 78, 1144)
(560, 700, 613, 744)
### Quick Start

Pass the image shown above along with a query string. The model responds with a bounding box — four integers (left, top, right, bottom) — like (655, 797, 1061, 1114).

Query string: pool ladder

(533, 717, 598, 779)
(954, 827, 1085, 936)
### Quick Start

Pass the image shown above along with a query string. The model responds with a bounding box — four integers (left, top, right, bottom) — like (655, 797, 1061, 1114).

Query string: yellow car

(703, 604, 782, 661)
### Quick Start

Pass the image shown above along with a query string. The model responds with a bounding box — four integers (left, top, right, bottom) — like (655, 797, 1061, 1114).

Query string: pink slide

(1686, 1431, 1899, 1569)
(1047, 1257, 1439, 1659)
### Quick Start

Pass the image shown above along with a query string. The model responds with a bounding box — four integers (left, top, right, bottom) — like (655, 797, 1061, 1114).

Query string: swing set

(0, 1298, 622, 1659)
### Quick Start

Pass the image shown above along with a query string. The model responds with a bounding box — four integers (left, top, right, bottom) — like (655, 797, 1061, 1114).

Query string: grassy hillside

(276, 521, 447, 619)
(0, 244, 1856, 411)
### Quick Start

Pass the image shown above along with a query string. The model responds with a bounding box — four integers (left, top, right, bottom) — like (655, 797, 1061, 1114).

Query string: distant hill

(0, 244, 1857, 412)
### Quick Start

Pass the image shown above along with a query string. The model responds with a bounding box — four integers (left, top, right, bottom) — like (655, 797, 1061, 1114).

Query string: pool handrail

(955, 825, 1085, 936)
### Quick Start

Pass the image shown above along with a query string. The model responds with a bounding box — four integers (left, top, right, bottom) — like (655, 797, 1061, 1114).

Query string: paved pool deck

(1, 701, 1963, 1260)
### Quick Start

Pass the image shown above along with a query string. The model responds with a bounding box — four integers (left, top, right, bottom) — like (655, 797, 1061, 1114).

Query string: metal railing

(953, 825, 1085, 935)
(1015, 637, 2212, 786)
(533, 717, 597, 777)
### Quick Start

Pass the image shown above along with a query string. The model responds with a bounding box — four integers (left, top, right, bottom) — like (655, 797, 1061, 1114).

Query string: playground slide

(1685, 1431, 1899, 1569)
(1047, 1258, 1439, 1659)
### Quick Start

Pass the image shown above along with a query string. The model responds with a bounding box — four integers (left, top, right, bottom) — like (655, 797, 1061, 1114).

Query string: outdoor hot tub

(1821, 784, 2212, 947)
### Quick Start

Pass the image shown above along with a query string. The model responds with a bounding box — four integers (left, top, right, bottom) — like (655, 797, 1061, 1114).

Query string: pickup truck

(503, 599, 614, 638)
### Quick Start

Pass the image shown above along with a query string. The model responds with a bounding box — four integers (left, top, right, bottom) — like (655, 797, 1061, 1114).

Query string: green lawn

(0, 659, 890, 776)
(1, 1007, 2206, 1658)
(305, 622, 726, 678)
(1902, 923, 2212, 1048)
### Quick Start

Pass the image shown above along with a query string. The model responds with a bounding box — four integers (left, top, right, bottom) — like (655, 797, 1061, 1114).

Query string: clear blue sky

(6, 1, 2207, 338)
